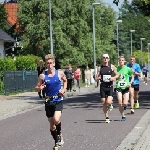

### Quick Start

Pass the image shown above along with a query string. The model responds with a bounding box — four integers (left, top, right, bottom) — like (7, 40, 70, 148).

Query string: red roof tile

(4, 3, 19, 30)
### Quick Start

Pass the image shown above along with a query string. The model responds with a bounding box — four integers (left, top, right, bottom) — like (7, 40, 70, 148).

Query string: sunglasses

(103, 57, 109, 59)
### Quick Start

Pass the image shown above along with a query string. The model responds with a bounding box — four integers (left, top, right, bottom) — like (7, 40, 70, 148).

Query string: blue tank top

(44, 70, 62, 102)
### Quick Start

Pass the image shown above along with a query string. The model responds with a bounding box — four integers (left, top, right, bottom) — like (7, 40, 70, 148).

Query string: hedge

(0, 55, 42, 76)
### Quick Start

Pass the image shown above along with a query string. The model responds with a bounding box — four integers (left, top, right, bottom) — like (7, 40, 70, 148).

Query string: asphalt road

(0, 81, 150, 150)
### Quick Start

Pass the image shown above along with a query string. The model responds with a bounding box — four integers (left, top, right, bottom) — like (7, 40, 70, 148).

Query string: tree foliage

(0, 3, 7, 30)
(17, 0, 117, 68)
(117, 1, 150, 63)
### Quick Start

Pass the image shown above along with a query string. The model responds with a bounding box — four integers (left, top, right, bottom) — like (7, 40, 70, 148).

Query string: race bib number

(103, 75, 111, 82)
(118, 81, 127, 87)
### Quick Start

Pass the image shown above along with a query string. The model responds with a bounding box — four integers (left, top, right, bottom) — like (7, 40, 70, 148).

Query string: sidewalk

(0, 85, 99, 120)
(116, 109, 150, 150)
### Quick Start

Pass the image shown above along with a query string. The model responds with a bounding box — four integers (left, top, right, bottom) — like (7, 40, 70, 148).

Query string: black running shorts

(115, 88, 129, 95)
(45, 101, 63, 118)
(100, 85, 113, 98)
(131, 84, 139, 91)
(143, 72, 147, 77)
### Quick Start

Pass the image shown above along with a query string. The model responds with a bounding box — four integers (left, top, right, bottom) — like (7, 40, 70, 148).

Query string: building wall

(0, 40, 5, 58)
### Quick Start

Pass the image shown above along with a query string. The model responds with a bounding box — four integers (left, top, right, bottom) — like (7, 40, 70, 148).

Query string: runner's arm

(59, 70, 67, 94)
(130, 74, 134, 83)
(134, 64, 141, 77)
(111, 65, 119, 80)
(96, 68, 101, 80)
(35, 74, 45, 92)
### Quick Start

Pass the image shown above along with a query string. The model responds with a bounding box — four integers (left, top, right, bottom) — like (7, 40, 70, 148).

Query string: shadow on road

(62, 90, 150, 110)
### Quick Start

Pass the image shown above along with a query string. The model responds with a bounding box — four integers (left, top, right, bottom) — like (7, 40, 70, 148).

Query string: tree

(0, 3, 7, 30)
(131, 0, 150, 16)
(144, 0, 150, 4)
(117, 1, 150, 63)
(17, 0, 117, 67)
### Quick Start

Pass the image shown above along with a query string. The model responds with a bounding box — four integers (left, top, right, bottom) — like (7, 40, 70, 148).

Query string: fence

(3, 70, 38, 95)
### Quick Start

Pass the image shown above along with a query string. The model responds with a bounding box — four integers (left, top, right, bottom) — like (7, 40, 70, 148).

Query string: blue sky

(103, 0, 123, 12)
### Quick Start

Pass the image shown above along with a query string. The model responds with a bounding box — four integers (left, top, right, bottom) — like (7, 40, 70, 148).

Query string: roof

(4, 3, 19, 30)
(0, 29, 15, 42)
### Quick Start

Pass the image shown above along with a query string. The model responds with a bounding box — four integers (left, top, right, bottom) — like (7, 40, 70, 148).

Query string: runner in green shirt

(115, 56, 134, 121)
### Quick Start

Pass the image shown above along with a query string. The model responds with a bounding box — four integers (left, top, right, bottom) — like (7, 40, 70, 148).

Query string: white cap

(102, 54, 109, 58)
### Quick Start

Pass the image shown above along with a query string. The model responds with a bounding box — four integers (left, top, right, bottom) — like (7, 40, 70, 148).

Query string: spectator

(73, 66, 81, 92)
(84, 66, 91, 87)
(64, 64, 74, 92)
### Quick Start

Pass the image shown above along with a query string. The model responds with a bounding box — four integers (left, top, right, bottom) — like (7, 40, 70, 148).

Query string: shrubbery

(0, 55, 42, 76)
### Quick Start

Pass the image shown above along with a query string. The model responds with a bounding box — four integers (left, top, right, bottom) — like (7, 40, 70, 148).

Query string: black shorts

(115, 88, 129, 95)
(143, 72, 147, 77)
(131, 84, 139, 91)
(45, 101, 63, 118)
(100, 85, 113, 98)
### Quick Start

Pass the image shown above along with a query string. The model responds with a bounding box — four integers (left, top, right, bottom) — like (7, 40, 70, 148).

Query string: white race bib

(118, 81, 127, 87)
(103, 75, 111, 82)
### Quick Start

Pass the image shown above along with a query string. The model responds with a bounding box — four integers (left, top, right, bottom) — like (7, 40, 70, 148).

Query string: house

(0, 29, 15, 58)
(4, 3, 19, 30)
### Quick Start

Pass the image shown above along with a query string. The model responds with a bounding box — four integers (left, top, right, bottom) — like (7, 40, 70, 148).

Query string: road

(0, 82, 150, 150)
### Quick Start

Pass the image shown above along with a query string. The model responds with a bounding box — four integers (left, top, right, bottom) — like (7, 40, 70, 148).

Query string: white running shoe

(58, 135, 64, 146)
(108, 104, 113, 111)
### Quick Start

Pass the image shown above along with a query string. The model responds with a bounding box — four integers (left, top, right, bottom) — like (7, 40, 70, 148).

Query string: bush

(16, 55, 38, 70)
(4, 57, 16, 71)
(0, 57, 5, 75)
(0, 55, 41, 74)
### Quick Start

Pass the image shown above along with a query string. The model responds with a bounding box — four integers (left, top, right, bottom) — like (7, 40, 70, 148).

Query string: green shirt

(116, 65, 133, 89)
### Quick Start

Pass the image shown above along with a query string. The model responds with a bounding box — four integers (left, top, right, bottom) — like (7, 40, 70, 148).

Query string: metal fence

(3, 70, 38, 95)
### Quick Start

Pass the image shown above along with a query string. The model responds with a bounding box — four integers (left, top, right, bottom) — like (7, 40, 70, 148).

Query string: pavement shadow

(15, 86, 150, 108)
(62, 90, 150, 110)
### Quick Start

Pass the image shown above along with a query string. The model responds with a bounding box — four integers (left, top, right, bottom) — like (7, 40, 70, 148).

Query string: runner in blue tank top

(126, 56, 141, 114)
(35, 54, 67, 150)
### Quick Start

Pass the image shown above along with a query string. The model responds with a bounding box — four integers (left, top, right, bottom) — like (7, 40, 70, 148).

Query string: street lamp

(91, 2, 100, 81)
(130, 30, 135, 56)
(116, 20, 122, 65)
(140, 38, 145, 66)
(48, 0, 53, 54)
(148, 43, 150, 72)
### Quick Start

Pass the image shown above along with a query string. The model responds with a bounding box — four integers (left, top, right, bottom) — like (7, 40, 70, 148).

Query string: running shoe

(121, 116, 126, 121)
(53, 143, 59, 150)
(57, 135, 64, 146)
(105, 118, 110, 123)
(124, 105, 128, 110)
(108, 104, 113, 111)
(134, 102, 139, 109)
(131, 109, 134, 114)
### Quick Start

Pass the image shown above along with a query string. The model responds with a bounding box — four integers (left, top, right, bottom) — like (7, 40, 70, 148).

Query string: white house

(0, 29, 15, 58)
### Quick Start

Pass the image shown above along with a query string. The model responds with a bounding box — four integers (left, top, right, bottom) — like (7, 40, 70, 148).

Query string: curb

(116, 110, 150, 150)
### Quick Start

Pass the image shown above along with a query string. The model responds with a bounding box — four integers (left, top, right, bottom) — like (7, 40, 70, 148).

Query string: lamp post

(116, 20, 122, 65)
(91, 2, 100, 81)
(140, 38, 145, 66)
(148, 43, 150, 73)
(130, 30, 135, 56)
(48, 0, 53, 54)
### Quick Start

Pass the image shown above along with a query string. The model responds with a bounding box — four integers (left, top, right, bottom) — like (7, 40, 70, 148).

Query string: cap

(102, 54, 109, 58)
